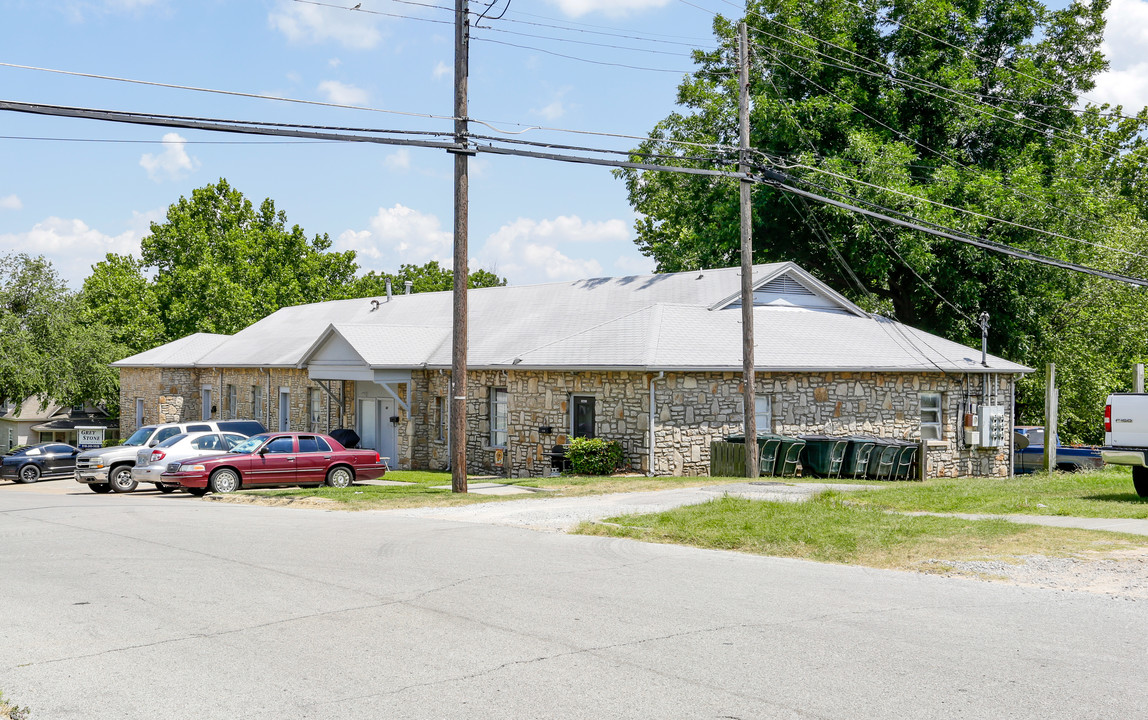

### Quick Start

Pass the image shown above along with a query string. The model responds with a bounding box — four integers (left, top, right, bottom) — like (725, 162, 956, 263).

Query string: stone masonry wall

(118, 367, 354, 440)
(122, 365, 1015, 479)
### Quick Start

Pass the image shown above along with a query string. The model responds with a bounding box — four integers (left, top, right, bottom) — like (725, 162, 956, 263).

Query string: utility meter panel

(979, 405, 1006, 447)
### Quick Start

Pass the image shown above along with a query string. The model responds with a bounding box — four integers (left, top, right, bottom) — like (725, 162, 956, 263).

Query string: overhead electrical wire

(290, 0, 454, 24)
(2, 98, 1143, 288)
(471, 36, 717, 74)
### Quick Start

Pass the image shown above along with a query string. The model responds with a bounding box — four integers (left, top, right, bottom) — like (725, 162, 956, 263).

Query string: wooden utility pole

(738, 22, 758, 478)
(1043, 363, 1058, 472)
(450, 0, 470, 493)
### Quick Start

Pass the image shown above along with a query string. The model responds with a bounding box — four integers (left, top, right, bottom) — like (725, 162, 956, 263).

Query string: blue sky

(1, 0, 1145, 289)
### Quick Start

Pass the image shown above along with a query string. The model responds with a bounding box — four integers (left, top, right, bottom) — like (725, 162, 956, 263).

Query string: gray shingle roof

(110, 263, 1032, 374)
(111, 333, 229, 368)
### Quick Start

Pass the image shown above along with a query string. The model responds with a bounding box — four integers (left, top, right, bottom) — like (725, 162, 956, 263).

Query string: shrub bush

(566, 437, 624, 475)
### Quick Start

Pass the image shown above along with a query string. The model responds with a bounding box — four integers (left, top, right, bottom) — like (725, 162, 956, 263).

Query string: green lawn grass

(844, 466, 1148, 519)
(575, 493, 1148, 569)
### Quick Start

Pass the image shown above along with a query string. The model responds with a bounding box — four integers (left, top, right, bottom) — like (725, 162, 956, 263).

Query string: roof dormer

(710, 263, 867, 316)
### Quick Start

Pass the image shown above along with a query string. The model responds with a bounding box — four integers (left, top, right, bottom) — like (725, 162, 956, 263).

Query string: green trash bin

(799, 435, 850, 478)
(842, 436, 877, 479)
(892, 441, 919, 480)
(774, 435, 806, 477)
(866, 438, 900, 480)
(724, 434, 783, 476)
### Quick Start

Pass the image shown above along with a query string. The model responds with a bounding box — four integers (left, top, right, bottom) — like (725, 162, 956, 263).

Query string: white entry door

(357, 398, 397, 463)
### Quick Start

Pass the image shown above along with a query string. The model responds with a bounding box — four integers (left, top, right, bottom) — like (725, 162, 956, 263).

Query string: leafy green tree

(137, 179, 359, 340)
(80, 254, 163, 355)
(0, 254, 119, 409)
(619, 0, 1148, 442)
(347, 260, 506, 297)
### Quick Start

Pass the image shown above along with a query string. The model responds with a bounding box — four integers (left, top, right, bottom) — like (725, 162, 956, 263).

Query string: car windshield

(123, 427, 155, 447)
(228, 434, 270, 454)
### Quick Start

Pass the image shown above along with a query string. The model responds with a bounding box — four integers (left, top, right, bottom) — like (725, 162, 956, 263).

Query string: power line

(0, 61, 457, 122)
(3, 97, 1143, 287)
(290, 0, 454, 24)
(471, 36, 711, 74)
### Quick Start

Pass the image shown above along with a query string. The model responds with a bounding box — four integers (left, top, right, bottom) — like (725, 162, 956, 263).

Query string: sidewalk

(903, 511, 1148, 537)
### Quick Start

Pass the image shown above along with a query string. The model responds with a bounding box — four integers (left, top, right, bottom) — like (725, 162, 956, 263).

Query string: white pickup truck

(1102, 393, 1148, 497)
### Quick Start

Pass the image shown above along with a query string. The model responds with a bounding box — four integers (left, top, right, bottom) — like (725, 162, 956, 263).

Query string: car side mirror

(72, 450, 79, 456)
(258, 447, 268, 456)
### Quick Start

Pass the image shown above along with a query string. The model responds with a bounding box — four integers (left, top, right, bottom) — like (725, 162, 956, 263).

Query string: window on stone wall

(202, 387, 213, 421)
(227, 384, 237, 419)
(309, 388, 321, 431)
(252, 386, 263, 422)
(135, 398, 144, 429)
(490, 387, 507, 448)
(434, 396, 445, 443)
(755, 395, 772, 432)
(920, 392, 942, 440)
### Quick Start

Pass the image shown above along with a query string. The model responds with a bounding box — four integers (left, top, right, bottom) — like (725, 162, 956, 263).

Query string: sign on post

(76, 426, 105, 450)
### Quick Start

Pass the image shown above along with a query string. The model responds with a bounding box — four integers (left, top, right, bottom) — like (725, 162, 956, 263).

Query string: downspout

(260, 368, 270, 429)
(648, 371, 663, 476)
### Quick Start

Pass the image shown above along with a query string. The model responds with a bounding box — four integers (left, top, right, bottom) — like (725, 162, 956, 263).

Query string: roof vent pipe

(386, 278, 392, 302)
(404, 280, 413, 295)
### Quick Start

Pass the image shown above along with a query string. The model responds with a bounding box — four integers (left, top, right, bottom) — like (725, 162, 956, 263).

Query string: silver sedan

(131, 431, 250, 492)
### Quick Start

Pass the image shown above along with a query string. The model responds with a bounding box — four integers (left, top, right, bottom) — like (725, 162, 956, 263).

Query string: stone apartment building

(113, 263, 1030, 478)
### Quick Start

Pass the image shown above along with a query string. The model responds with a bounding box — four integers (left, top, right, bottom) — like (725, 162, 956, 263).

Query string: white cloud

(433, 61, 451, 80)
(328, 57, 342, 68)
(0, 213, 157, 287)
(477, 215, 631, 283)
(318, 80, 369, 105)
(335, 204, 452, 271)
(384, 149, 411, 171)
(545, 0, 669, 18)
(534, 100, 566, 121)
(139, 133, 199, 182)
(1092, 0, 1148, 110)
(0, 195, 22, 211)
(269, 1, 381, 49)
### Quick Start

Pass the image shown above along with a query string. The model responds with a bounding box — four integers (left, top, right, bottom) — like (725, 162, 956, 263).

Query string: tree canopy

(619, 0, 1148, 442)
(82, 179, 506, 357)
(0, 254, 119, 409)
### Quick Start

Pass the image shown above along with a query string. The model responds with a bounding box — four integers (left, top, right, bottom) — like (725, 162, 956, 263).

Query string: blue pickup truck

(1014, 426, 1104, 474)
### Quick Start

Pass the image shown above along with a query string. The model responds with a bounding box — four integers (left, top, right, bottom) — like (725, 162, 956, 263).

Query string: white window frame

(309, 388, 321, 432)
(278, 388, 291, 431)
(920, 392, 943, 440)
(754, 395, 772, 433)
(227, 384, 238, 420)
(201, 387, 212, 421)
(490, 387, 508, 448)
(135, 398, 144, 429)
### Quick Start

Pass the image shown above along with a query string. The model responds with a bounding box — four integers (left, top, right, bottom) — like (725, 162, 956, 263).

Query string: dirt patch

(920, 548, 1148, 600)
(205, 494, 341, 509)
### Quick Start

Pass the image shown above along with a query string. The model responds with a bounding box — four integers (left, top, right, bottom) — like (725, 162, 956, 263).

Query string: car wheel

(88, 483, 112, 494)
(109, 465, 137, 493)
(209, 468, 240, 494)
(1134, 466, 1148, 498)
(157, 484, 176, 494)
(16, 464, 41, 483)
(325, 466, 353, 488)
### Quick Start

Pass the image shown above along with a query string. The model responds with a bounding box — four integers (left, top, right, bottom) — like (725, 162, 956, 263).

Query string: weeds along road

(2, 487, 1145, 719)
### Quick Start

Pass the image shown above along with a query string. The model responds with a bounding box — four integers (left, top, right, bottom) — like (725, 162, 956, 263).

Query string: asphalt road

(2, 484, 1146, 719)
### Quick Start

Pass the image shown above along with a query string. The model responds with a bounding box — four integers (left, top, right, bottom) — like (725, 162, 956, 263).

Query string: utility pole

(450, 0, 470, 493)
(738, 22, 758, 478)
(1135, 363, 1144, 394)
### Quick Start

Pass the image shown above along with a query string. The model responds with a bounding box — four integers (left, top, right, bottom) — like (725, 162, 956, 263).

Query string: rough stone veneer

(122, 365, 1016, 478)
(402, 369, 1015, 479)
(118, 367, 355, 440)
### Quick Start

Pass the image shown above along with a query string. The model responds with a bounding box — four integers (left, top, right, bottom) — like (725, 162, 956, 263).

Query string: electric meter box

(978, 405, 1006, 448)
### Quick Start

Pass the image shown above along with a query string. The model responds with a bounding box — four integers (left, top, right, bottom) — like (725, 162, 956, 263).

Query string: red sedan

(161, 432, 387, 496)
